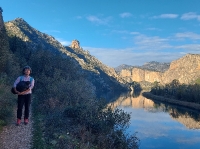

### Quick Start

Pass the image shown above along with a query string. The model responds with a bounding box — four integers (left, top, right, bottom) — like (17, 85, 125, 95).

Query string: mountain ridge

(115, 61, 170, 73)
(5, 18, 129, 94)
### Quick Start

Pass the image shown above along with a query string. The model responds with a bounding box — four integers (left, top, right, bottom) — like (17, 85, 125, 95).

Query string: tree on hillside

(0, 24, 10, 73)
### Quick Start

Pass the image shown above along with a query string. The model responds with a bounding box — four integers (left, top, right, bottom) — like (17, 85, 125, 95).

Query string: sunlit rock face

(70, 39, 80, 49)
(162, 54, 200, 84)
(119, 54, 200, 85)
(120, 68, 163, 83)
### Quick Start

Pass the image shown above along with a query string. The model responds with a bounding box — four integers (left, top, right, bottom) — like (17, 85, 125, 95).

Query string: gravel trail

(0, 108, 33, 149)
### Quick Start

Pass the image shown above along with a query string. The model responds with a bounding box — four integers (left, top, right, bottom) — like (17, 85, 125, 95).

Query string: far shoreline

(142, 92, 200, 111)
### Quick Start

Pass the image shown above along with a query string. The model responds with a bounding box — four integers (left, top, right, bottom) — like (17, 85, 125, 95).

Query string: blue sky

(1, 0, 200, 67)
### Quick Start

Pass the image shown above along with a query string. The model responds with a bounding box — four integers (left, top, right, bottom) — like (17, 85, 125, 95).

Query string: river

(106, 91, 200, 149)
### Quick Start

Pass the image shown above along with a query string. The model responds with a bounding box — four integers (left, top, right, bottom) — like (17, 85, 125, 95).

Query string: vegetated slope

(5, 18, 128, 95)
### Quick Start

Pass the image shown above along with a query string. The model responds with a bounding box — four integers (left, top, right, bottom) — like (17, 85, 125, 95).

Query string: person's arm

(30, 78, 35, 90)
(18, 88, 31, 95)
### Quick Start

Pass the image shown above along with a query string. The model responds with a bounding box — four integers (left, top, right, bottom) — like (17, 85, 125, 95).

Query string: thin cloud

(181, 12, 200, 21)
(56, 38, 71, 46)
(75, 16, 82, 19)
(146, 27, 162, 31)
(134, 34, 171, 50)
(111, 30, 129, 34)
(176, 44, 200, 51)
(119, 12, 132, 18)
(152, 14, 179, 19)
(130, 32, 140, 35)
(175, 32, 200, 40)
(86, 15, 112, 25)
(111, 30, 140, 35)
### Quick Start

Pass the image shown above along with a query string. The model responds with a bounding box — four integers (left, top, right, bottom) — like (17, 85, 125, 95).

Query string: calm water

(107, 91, 200, 149)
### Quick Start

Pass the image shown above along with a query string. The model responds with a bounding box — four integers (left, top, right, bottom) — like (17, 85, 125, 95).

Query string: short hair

(22, 66, 32, 74)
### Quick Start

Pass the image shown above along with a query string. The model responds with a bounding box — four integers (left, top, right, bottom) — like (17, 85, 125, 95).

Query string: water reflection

(108, 91, 200, 129)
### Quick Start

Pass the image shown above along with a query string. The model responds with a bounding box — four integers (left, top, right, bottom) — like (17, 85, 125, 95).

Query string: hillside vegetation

(150, 79, 200, 104)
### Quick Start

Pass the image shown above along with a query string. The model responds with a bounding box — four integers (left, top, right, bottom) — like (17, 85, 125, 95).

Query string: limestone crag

(120, 68, 163, 83)
(120, 54, 200, 85)
(162, 54, 200, 84)
(70, 39, 80, 49)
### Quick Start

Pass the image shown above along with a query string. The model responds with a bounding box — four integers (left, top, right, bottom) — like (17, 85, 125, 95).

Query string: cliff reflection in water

(108, 91, 200, 129)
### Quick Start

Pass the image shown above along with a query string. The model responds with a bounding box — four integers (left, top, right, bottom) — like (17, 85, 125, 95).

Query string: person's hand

(18, 92, 24, 95)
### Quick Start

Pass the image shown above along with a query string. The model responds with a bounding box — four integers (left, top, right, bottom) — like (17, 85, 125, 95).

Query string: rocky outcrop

(120, 54, 200, 85)
(70, 39, 80, 49)
(162, 54, 200, 84)
(120, 68, 163, 83)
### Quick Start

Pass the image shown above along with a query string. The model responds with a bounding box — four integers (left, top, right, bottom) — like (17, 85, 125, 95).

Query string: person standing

(13, 66, 35, 125)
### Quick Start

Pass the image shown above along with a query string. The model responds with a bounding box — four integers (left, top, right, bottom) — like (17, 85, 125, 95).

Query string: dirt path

(0, 108, 33, 149)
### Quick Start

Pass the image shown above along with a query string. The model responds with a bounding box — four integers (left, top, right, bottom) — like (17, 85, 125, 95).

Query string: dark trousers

(17, 94, 31, 120)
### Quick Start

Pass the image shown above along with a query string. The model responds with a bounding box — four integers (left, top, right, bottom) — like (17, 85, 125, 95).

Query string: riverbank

(142, 92, 200, 111)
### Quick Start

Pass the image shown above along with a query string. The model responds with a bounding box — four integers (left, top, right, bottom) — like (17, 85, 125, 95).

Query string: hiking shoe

(24, 119, 29, 125)
(16, 119, 21, 126)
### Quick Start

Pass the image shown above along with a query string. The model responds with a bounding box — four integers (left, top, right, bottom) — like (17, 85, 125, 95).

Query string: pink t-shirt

(13, 76, 35, 94)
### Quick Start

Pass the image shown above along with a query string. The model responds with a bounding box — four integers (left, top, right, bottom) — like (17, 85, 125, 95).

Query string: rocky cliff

(120, 68, 163, 83)
(162, 54, 200, 84)
(119, 54, 200, 85)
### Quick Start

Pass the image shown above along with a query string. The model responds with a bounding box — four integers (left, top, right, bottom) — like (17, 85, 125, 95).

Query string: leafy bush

(0, 75, 15, 130)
